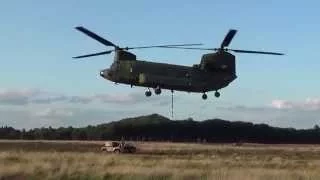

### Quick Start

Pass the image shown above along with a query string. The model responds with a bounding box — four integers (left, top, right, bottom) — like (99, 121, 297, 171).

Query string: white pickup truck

(101, 141, 137, 153)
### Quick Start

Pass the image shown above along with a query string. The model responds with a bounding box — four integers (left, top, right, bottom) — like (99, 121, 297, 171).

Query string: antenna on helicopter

(73, 26, 204, 59)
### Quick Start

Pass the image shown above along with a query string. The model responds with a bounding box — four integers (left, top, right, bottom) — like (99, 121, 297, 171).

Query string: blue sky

(1, 0, 320, 129)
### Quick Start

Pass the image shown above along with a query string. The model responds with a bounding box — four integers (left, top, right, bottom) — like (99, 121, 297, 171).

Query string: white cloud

(33, 108, 74, 118)
(0, 88, 40, 105)
(0, 107, 124, 129)
(1, 88, 320, 129)
(270, 98, 320, 111)
(215, 99, 320, 129)
(0, 88, 182, 129)
(0, 89, 167, 106)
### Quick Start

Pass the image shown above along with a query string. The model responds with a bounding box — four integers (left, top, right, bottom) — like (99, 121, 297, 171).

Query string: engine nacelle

(200, 52, 235, 74)
(114, 50, 136, 61)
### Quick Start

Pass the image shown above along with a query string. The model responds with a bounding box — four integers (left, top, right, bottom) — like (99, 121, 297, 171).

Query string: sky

(1, 0, 320, 129)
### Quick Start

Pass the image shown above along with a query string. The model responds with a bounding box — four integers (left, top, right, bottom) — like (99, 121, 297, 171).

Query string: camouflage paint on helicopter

(74, 27, 284, 100)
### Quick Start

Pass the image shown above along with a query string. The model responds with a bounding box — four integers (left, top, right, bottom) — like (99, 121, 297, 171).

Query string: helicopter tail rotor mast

(158, 29, 284, 56)
(73, 26, 203, 59)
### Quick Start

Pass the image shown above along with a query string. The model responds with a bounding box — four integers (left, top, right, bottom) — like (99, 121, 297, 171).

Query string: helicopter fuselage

(73, 26, 284, 98)
(100, 59, 237, 93)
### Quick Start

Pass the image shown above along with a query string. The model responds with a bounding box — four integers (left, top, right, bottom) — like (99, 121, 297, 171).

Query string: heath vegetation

(0, 140, 320, 180)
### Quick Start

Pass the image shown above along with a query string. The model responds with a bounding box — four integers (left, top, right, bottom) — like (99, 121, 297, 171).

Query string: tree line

(1, 114, 320, 144)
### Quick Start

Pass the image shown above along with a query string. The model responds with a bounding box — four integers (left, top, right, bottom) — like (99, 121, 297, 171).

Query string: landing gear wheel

(154, 87, 161, 95)
(214, 91, 220, 98)
(202, 93, 207, 100)
(145, 90, 152, 97)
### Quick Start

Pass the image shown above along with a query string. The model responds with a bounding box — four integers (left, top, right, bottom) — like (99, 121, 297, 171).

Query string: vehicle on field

(101, 141, 136, 153)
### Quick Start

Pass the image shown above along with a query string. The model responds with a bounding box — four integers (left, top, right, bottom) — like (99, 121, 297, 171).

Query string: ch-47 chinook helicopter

(73, 26, 284, 100)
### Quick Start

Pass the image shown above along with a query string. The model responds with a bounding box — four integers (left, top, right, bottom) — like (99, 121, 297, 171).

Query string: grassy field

(0, 140, 320, 180)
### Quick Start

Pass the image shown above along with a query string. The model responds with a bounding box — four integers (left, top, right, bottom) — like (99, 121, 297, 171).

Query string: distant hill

(102, 113, 171, 126)
(1, 114, 320, 144)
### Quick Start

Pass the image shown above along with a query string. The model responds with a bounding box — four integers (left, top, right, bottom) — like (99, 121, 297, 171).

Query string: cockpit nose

(100, 69, 112, 79)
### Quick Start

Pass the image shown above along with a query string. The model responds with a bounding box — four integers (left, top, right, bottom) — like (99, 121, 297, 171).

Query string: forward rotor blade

(72, 50, 113, 59)
(221, 29, 237, 48)
(229, 49, 284, 55)
(126, 43, 203, 50)
(75, 26, 117, 47)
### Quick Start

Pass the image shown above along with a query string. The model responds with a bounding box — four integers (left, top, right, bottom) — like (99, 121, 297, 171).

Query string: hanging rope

(171, 90, 174, 119)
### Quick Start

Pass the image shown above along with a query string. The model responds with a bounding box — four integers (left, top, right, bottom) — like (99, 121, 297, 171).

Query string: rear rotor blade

(229, 49, 284, 55)
(148, 46, 285, 56)
(125, 43, 203, 50)
(72, 50, 113, 59)
(221, 29, 237, 48)
(75, 26, 117, 47)
(150, 46, 214, 50)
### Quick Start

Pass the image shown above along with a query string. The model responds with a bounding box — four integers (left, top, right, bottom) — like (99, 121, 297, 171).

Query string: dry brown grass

(0, 140, 320, 180)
